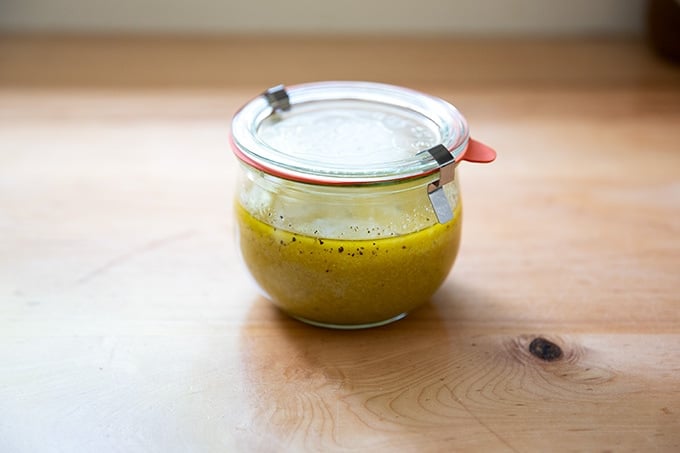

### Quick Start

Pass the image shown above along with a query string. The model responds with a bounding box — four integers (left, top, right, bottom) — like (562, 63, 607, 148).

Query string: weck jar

(230, 81, 495, 329)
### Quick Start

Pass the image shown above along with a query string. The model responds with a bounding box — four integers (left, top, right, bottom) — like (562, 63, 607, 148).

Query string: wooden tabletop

(1, 35, 679, 452)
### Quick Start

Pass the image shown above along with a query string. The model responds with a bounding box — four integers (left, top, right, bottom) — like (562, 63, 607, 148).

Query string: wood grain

(241, 306, 680, 451)
(1, 34, 679, 90)
(0, 36, 679, 452)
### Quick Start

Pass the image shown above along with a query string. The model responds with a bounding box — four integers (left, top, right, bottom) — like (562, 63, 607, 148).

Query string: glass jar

(230, 81, 495, 329)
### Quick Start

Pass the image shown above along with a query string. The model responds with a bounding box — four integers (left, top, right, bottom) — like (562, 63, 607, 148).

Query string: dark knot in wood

(529, 337, 563, 361)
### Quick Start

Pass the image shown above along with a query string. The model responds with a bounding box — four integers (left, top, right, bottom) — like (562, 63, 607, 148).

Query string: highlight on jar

(230, 81, 496, 329)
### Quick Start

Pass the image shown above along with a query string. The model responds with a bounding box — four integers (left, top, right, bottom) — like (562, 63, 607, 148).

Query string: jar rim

(230, 81, 470, 185)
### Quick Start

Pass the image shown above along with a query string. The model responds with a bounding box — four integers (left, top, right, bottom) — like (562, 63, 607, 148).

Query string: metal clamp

(263, 84, 291, 112)
(424, 144, 456, 224)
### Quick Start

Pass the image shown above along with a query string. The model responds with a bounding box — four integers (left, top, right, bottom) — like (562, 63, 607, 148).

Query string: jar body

(235, 163, 462, 328)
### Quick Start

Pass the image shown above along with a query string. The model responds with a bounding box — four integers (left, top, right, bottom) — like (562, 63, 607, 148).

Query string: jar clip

(263, 85, 291, 112)
(424, 144, 456, 224)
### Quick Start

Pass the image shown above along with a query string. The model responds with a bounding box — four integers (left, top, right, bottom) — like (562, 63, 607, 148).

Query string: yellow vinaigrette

(236, 203, 462, 327)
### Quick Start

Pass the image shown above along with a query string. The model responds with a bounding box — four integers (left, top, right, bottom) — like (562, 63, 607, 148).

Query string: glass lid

(230, 81, 470, 184)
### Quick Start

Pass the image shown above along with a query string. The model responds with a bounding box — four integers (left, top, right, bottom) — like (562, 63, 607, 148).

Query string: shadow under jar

(230, 81, 495, 329)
